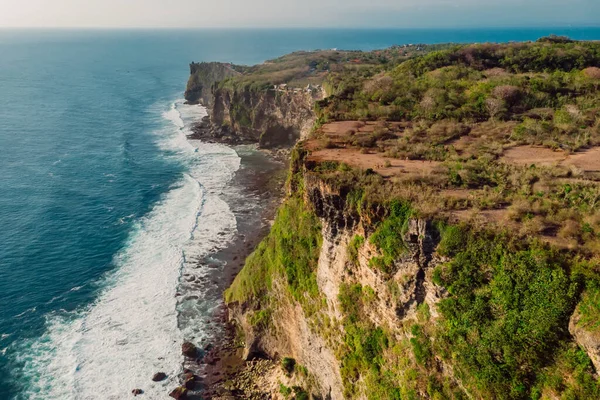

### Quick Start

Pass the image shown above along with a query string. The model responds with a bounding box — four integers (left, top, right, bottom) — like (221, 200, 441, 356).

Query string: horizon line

(1, 25, 600, 31)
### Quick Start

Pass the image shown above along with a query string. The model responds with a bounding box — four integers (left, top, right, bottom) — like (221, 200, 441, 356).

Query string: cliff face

(226, 151, 600, 399)
(211, 87, 321, 148)
(211, 40, 600, 399)
(185, 62, 325, 148)
(184, 62, 241, 105)
(227, 162, 449, 399)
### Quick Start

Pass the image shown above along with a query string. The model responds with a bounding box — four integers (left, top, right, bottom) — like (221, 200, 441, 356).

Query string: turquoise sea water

(1, 27, 599, 399)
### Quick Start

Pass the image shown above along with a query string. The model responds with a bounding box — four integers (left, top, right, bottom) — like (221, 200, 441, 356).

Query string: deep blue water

(1, 27, 599, 399)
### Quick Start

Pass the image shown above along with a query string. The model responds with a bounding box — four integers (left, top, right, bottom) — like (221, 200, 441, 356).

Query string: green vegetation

(292, 386, 310, 400)
(225, 195, 322, 315)
(310, 41, 600, 254)
(347, 235, 365, 266)
(230, 101, 253, 128)
(333, 198, 600, 399)
(338, 283, 391, 397)
(432, 225, 600, 399)
(282, 357, 296, 375)
(215, 45, 452, 92)
(279, 383, 292, 397)
(575, 282, 600, 332)
(532, 344, 600, 399)
(224, 38, 600, 400)
(368, 200, 413, 273)
(337, 282, 463, 399)
(318, 39, 600, 153)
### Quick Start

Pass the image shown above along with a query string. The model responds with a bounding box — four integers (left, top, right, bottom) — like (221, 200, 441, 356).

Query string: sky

(0, 0, 599, 29)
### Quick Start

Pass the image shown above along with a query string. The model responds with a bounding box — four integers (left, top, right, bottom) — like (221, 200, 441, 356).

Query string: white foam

(12, 100, 241, 399)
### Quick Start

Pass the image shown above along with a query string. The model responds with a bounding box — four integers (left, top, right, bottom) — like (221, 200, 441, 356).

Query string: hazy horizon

(1, 0, 599, 29)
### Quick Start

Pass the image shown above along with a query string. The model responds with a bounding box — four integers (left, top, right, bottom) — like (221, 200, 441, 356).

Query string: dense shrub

(225, 196, 322, 312)
(282, 357, 296, 375)
(435, 227, 584, 399)
(369, 200, 413, 272)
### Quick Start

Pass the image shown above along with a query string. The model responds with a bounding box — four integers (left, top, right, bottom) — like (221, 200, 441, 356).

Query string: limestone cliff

(210, 87, 322, 148)
(224, 145, 598, 399)
(184, 62, 241, 105)
(226, 155, 451, 399)
(212, 40, 600, 399)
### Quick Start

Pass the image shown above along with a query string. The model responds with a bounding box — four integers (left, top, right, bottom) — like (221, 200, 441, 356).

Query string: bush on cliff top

(433, 226, 595, 399)
(338, 197, 600, 399)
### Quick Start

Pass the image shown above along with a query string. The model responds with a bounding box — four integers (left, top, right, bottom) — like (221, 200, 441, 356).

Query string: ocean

(1, 27, 599, 399)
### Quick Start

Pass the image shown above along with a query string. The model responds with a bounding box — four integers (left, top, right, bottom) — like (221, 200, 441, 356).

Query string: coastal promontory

(190, 37, 600, 399)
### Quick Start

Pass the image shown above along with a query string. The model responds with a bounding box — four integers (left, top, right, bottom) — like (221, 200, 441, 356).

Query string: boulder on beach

(152, 372, 167, 382)
(169, 386, 188, 399)
(181, 341, 197, 358)
(132, 388, 144, 396)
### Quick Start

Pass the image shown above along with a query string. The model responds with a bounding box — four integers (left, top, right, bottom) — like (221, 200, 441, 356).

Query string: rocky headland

(183, 38, 600, 399)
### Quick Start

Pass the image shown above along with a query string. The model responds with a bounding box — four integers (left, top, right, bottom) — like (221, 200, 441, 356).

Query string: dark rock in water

(181, 341, 198, 358)
(184, 376, 196, 390)
(152, 372, 167, 382)
(182, 372, 195, 380)
(182, 372, 198, 388)
(132, 388, 144, 396)
(169, 386, 188, 399)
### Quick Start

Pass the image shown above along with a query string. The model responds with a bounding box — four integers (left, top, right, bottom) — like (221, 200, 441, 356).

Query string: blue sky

(1, 0, 599, 28)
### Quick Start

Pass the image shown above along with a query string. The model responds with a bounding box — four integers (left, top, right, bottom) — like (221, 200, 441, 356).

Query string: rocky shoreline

(196, 318, 279, 400)
(188, 115, 256, 146)
(171, 131, 287, 399)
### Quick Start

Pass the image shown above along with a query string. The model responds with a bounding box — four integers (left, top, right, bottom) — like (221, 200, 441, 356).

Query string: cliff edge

(218, 38, 600, 400)
(184, 47, 438, 149)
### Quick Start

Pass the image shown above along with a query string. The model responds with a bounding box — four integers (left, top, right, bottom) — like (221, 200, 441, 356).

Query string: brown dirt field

(501, 145, 567, 166)
(501, 145, 600, 172)
(307, 121, 435, 178)
(563, 147, 600, 172)
(320, 120, 408, 136)
(308, 148, 440, 178)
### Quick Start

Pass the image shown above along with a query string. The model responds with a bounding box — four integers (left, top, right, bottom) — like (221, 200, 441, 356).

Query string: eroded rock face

(185, 61, 325, 148)
(184, 62, 241, 105)
(210, 88, 321, 148)
(570, 309, 600, 372)
(228, 172, 447, 399)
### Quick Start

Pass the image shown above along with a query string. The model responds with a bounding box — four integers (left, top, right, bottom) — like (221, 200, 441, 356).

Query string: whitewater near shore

(9, 101, 284, 399)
